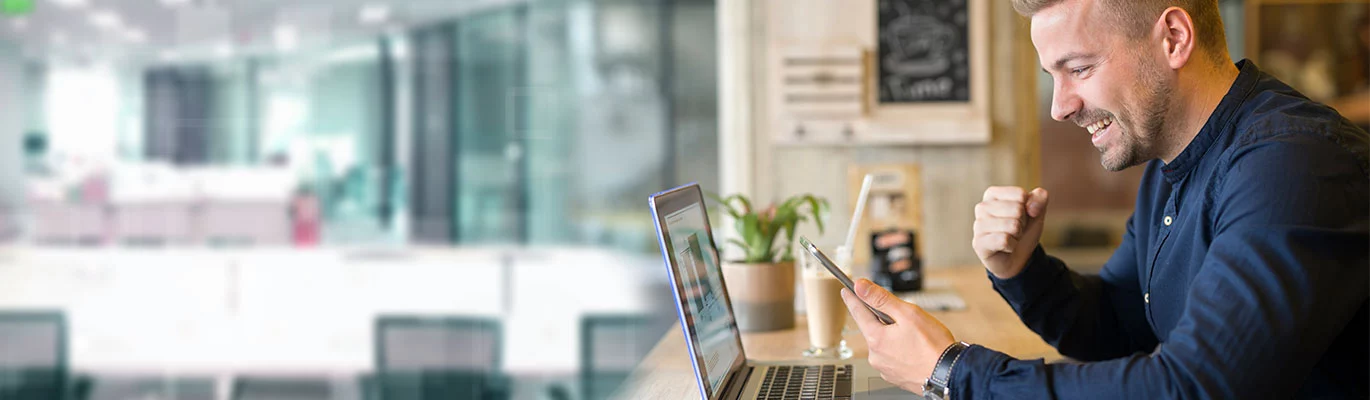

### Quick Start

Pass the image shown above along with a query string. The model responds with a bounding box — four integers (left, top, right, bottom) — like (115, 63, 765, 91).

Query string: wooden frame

(766, 0, 991, 147)
(866, 0, 991, 145)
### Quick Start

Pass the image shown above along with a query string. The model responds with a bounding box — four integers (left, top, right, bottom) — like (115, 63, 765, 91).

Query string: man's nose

(1050, 82, 1081, 122)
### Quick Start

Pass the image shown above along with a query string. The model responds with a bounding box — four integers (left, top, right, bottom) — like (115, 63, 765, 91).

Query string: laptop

(649, 183, 914, 400)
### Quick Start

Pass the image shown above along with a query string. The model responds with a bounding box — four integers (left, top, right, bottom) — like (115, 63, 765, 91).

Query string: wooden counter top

(615, 266, 1062, 399)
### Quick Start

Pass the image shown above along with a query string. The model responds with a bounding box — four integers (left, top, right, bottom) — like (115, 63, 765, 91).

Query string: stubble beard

(1100, 57, 1172, 172)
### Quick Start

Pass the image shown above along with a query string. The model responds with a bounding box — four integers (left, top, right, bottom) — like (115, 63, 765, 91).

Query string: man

(839, 0, 1370, 398)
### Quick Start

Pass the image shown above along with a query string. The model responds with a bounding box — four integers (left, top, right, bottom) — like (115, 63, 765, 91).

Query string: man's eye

(1071, 66, 1091, 76)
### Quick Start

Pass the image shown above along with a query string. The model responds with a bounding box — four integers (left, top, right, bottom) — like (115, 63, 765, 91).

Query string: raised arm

(950, 138, 1370, 399)
(973, 185, 1158, 360)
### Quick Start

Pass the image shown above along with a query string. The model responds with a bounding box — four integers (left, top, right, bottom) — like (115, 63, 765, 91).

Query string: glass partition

(454, 7, 529, 244)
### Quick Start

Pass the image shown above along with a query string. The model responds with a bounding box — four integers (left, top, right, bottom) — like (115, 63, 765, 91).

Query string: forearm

(949, 345, 1182, 400)
(991, 246, 1152, 361)
(952, 229, 1369, 399)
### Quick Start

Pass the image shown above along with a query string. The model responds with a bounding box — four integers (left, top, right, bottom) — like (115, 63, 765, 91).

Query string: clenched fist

(972, 187, 1049, 279)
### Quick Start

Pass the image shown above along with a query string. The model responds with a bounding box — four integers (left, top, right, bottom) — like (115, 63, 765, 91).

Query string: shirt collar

(1161, 59, 1261, 183)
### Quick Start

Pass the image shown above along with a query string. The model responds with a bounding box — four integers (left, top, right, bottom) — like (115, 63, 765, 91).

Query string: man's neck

(1160, 59, 1241, 164)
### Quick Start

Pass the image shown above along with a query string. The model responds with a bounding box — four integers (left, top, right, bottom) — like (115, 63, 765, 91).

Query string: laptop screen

(651, 184, 745, 398)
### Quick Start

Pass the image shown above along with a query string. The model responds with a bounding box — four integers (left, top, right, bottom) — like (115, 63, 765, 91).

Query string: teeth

(1086, 118, 1113, 135)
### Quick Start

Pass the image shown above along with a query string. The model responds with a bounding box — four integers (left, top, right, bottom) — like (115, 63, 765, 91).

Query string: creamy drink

(803, 274, 846, 349)
(800, 245, 854, 359)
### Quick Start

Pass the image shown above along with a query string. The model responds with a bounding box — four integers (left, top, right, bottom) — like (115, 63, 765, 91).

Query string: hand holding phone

(799, 236, 897, 325)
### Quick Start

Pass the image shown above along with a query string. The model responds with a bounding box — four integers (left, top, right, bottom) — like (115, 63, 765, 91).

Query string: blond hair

(1013, 0, 1229, 62)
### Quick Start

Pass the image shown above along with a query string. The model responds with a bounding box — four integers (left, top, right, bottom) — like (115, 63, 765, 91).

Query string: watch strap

(923, 341, 970, 399)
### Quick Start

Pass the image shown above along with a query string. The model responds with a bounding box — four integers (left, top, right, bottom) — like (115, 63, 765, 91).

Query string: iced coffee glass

(800, 245, 853, 359)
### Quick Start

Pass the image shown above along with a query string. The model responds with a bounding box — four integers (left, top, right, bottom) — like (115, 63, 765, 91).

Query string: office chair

(230, 375, 368, 400)
(77, 376, 216, 400)
(0, 310, 72, 400)
(372, 316, 507, 400)
(579, 314, 656, 400)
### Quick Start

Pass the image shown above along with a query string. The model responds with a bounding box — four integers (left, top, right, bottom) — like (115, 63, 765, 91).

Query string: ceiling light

(159, 0, 191, 6)
(274, 25, 298, 52)
(89, 10, 123, 29)
(49, 0, 90, 9)
(359, 4, 390, 25)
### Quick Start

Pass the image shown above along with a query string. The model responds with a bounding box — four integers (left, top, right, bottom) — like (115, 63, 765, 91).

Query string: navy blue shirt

(951, 60, 1370, 399)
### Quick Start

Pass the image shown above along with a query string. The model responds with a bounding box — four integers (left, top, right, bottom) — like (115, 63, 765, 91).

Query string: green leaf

(719, 194, 753, 215)
(800, 194, 830, 234)
(754, 222, 778, 262)
(776, 224, 797, 261)
(706, 192, 743, 220)
(737, 213, 759, 240)
(738, 214, 772, 262)
(734, 196, 754, 215)
(726, 238, 749, 254)
(711, 191, 829, 263)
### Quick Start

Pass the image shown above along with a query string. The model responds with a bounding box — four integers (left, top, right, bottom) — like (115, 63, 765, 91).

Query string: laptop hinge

(719, 365, 755, 400)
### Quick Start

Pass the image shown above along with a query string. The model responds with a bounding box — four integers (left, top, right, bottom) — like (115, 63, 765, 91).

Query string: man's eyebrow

(1042, 52, 1094, 74)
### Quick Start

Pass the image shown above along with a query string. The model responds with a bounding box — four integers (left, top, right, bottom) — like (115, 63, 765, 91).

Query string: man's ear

(1156, 6, 1196, 70)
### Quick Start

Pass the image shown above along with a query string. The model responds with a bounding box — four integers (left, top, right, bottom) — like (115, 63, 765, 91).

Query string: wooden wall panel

(741, 0, 1039, 269)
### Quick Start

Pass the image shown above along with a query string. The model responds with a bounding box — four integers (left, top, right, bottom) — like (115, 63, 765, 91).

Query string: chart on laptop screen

(664, 202, 741, 396)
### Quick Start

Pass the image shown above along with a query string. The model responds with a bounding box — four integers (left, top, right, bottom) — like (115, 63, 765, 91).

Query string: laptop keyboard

(755, 364, 852, 400)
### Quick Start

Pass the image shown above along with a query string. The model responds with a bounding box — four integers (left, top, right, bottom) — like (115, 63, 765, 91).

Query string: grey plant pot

(720, 260, 796, 332)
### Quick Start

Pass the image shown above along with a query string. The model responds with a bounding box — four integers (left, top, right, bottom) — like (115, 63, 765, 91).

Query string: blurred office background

(0, 0, 1365, 399)
(0, 0, 713, 399)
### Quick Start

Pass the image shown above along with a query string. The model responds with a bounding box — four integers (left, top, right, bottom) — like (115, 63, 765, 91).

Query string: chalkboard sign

(877, 0, 971, 103)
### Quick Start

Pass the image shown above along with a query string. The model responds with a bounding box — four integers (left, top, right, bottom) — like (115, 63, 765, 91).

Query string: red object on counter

(291, 194, 321, 247)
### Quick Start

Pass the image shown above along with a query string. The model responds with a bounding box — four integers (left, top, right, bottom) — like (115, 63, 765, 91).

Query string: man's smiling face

(1032, 0, 1173, 171)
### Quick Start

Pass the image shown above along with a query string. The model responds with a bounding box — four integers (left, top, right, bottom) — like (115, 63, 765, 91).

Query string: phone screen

(799, 236, 896, 325)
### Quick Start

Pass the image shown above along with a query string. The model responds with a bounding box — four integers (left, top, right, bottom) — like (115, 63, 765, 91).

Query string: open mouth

(1086, 117, 1114, 145)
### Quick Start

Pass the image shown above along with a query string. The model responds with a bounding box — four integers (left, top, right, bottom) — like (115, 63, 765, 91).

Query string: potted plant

(710, 192, 829, 332)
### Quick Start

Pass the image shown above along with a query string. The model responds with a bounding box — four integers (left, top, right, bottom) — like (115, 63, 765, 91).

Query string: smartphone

(799, 236, 896, 325)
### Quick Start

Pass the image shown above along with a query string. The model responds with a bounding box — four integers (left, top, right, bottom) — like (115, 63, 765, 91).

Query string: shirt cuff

(987, 245, 1065, 307)
(948, 344, 1011, 400)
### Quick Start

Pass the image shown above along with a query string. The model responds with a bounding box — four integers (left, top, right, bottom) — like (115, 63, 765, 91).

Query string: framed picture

(765, 0, 991, 146)
(876, 0, 971, 103)
(1245, 0, 1370, 103)
(868, 0, 990, 144)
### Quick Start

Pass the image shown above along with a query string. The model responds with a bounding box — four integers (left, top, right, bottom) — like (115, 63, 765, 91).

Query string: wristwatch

(922, 341, 970, 400)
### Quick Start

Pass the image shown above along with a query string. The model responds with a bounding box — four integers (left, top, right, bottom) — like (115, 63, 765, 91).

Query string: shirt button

(1163, 216, 1173, 226)
(1144, 293, 1150, 303)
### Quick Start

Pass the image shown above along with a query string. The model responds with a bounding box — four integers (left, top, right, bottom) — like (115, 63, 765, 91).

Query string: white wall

(0, 40, 23, 241)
